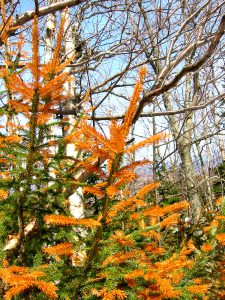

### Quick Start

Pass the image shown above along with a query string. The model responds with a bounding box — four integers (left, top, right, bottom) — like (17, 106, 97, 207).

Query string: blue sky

(19, 0, 36, 13)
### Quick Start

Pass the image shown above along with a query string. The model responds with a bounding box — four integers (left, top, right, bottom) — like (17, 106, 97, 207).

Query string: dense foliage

(0, 7, 225, 300)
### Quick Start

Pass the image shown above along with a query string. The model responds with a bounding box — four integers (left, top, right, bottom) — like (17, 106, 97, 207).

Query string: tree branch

(0, 0, 88, 46)
(52, 92, 225, 120)
(3, 220, 36, 251)
(132, 15, 225, 124)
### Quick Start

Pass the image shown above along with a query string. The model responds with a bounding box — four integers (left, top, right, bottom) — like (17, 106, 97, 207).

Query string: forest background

(0, 0, 225, 299)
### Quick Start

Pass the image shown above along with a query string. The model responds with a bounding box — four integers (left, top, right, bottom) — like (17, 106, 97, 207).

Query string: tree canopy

(0, 1, 225, 299)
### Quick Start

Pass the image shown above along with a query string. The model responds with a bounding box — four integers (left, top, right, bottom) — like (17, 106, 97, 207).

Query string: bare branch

(0, 0, 89, 45)
(133, 15, 225, 124)
(53, 92, 225, 120)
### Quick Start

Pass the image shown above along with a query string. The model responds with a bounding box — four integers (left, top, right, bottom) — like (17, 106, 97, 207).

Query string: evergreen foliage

(0, 8, 225, 300)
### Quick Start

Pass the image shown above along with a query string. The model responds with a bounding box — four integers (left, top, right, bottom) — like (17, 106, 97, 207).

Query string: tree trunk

(178, 143, 202, 220)
(60, 7, 85, 219)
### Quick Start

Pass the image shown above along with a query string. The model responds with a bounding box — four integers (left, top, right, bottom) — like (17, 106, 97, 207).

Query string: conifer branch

(0, 0, 89, 46)
(72, 154, 123, 298)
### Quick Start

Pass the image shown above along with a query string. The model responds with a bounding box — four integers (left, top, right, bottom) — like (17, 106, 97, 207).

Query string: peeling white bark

(45, 10, 55, 63)
(45, 1, 58, 176)
(61, 7, 85, 219)
(3, 220, 36, 251)
(1, 1, 90, 48)
(69, 187, 84, 218)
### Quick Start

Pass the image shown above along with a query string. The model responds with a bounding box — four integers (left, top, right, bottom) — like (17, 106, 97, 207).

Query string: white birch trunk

(61, 8, 84, 220)
(45, 1, 57, 160)
(61, 7, 86, 265)
(44, 1, 85, 265)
